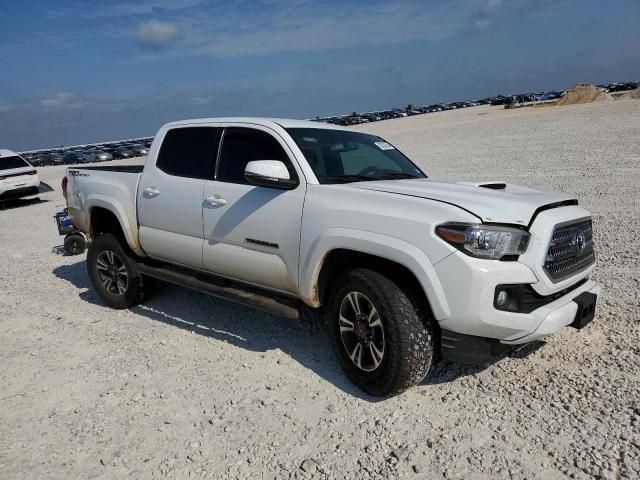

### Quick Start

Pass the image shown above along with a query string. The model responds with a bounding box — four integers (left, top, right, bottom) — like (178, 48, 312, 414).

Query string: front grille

(544, 218, 595, 282)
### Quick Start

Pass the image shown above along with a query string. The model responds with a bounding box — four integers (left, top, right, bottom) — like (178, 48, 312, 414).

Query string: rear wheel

(328, 268, 434, 397)
(87, 234, 154, 308)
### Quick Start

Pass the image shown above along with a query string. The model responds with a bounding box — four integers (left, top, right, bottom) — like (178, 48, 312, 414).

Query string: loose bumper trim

(441, 331, 513, 364)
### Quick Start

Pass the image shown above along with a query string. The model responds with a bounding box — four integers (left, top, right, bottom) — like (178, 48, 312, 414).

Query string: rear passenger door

(201, 126, 306, 293)
(138, 126, 220, 269)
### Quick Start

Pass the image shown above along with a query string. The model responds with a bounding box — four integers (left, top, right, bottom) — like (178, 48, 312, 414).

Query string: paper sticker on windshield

(375, 141, 395, 151)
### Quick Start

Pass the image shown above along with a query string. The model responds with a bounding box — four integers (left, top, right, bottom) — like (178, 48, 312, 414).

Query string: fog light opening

(496, 289, 509, 307)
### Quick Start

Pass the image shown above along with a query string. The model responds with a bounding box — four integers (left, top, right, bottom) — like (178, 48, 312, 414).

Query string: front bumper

(434, 250, 600, 344)
(439, 280, 600, 364)
(505, 281, 600, 344)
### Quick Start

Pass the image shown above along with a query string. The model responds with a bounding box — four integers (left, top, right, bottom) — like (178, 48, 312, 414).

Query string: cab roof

(162, 117, 355, 132)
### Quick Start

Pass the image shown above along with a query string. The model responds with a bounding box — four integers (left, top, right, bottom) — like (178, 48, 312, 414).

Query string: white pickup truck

(63, 117, 599, 396)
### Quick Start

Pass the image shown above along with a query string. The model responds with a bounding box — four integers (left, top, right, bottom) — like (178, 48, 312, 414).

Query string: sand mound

(620, 88, 640, 100)
(556, 83, 613, 106)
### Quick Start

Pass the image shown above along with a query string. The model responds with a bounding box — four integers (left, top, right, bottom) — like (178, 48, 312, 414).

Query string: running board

(134, 263, 300, 320)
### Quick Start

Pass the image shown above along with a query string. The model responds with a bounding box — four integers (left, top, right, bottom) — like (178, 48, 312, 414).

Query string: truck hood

(351, 178, 576, 225)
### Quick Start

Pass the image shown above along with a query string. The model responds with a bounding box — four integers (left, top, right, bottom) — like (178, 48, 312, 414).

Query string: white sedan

(0, 149, 40, 201)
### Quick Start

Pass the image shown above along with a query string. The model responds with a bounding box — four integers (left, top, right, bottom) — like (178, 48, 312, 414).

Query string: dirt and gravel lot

(1, 100, 639, 480)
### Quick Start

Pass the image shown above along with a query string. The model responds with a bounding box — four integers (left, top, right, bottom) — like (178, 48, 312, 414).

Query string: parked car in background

(100, 146, 118, 156)
(606, 82, 637, 93)
(129, 144, 149, 156)
(21, 153, 39, 166)
(0, 149, 40, 201)
(80, 149, 113, 163)
(95, 150, 114, 162)
(63, 152, 84, 165)
(490, 96, 510, 106)
(46, 152, 65, 166)
(113, 147, 135, 159)
(78, 150, 98, 163)
(28, 153, 48, 167)
(538, 91, 563, 101)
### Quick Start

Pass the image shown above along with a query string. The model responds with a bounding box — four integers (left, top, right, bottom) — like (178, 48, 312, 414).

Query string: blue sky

(0, 0, 638, 150)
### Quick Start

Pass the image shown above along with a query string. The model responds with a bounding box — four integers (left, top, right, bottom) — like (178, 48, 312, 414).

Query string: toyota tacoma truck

(62, 118, 599, 396)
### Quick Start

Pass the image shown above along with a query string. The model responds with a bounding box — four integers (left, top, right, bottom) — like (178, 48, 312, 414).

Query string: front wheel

(87, 234, 153, 309)
(328, 268, 435, 397)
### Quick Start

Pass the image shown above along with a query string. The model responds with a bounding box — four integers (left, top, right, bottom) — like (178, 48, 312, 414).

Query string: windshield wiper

(319, 175, 378, 184)
(374, 173, 420, 180)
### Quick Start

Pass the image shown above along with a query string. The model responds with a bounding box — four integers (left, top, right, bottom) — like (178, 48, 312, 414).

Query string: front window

(0, 155, 30, 170)
(217, 127, 297, 185)
(286, 128, 426, 184)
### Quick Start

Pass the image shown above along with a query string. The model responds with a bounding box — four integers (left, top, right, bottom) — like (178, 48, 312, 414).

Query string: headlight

(436, 223, 530, 259)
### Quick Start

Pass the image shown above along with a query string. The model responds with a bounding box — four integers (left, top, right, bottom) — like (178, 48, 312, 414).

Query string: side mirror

(244, 160, 297, 189)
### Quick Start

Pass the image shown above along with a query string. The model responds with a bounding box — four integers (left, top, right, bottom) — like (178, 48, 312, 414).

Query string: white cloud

(52, 0, 555, 60)
(474, 18, 491, 30)
(191, 96, 213, 105)
(136, 20, 178, 49)
(49, 0, 206, 19)
(189, 2, 473, 58)
(40, 92, 85, 109)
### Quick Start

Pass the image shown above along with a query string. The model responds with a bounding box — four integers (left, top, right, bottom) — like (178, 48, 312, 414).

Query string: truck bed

(65, 165, 143, 254)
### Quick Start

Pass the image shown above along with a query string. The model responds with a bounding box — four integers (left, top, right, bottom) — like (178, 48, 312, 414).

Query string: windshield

(0, 155, 30, 170)
(286, 128, 426, 184)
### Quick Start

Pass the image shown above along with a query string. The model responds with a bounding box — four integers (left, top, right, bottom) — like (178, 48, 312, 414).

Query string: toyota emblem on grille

(574, 231, 586, 254)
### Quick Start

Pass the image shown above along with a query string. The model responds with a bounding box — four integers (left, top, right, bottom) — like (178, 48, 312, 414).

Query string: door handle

(143, 186, 160, 197)
(205, 195, 227, 206)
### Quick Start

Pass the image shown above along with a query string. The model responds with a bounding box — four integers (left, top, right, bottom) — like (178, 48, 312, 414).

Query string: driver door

(201, 126, 306, 293)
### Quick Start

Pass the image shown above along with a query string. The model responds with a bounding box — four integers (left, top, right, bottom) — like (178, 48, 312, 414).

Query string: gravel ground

(1, 100, 639, 480)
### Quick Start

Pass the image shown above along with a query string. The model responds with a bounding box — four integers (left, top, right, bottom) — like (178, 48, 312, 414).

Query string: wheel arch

(87, 201, 144, 256)
(316, 249, 426, 307)
(299, 229, 450, 321)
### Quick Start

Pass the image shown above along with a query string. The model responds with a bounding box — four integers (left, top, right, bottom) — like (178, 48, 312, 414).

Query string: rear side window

(0, 155, 30, 170)
(217, 128, 295, 184)
(156, 127, 220, 179)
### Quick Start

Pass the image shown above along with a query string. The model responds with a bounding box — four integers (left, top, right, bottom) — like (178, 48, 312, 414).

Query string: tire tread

(87, 234, 153, 309)
(329, 268, 434, 396)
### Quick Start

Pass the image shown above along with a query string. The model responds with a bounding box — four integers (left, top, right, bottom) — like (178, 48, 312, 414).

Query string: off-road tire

(328, 268, 434, 397)
(87, 233, 154, 309)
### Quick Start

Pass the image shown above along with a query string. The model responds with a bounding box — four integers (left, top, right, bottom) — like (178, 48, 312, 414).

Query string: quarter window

(217, 128, 295, 185)
(156, 127, 220, 179)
